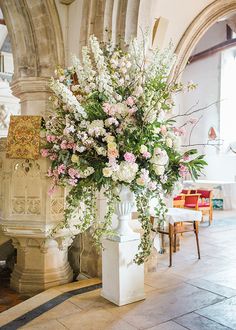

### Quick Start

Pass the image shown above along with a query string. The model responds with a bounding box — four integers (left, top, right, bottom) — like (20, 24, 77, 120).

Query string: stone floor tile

(23, 301, 82, 327)
(187, 278, 236, 298)
(147, 320, 187, 329)
(196, 296, 236, 329)
(199, 269, 236, 291)
(104, 284, 224, 329)
(144, 272, 185, 290)
(174, 312, 231, 330)
(58, 307, 120, 330)
(104, 319, 137, 330)
(20, 319, 67, 329)
(69, 289, 112, 310)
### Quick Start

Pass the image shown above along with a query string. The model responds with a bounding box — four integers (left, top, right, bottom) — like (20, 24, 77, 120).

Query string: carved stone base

(10, 237, 73, 294)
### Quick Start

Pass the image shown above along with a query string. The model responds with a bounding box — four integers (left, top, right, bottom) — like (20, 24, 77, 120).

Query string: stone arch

(174, 0, 236, 80)
(0, 0, 65, 80)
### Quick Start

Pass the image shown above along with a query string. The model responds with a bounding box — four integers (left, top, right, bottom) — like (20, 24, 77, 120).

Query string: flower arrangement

(42, 35, 206, 264)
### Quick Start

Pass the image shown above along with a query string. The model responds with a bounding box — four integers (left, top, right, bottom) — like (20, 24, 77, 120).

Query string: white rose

(140, 145, 148, 153)
(153, 164, 165, 176)
(103, 167, 113, 177)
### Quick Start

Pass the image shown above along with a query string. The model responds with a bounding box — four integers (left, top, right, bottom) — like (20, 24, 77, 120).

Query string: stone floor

(0, 263, 28, 313)
(1, 210, 236, 329)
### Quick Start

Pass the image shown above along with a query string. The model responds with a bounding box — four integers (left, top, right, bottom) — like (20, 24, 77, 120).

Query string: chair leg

(209, 207, 213, 225)
(194, 221, 200, 259)
(169, 224, 173, 267)
(173, 223, 177, 252)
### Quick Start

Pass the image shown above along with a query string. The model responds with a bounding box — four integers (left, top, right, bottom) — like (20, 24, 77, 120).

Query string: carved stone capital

(10, 77, 51, 100)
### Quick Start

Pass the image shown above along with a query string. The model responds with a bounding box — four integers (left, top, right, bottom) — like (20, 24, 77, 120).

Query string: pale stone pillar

(11, 77, 51, 117)
(0, 76, 77, 294)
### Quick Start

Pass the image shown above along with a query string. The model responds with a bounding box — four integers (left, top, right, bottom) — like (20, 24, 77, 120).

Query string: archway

(174, 0, 236, 80)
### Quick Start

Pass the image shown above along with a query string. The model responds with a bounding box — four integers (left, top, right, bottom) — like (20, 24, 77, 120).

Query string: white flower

(87, 120, 106, 137)
(166, 137, 173, 148)
(112, 161, 138, 183)
(103, 167, 113, 177)
(80, 167, 95, 178)
(153, 164, 165, 176)
(96, 146, 106, 156)
(150, 149, 169, 166)
(50, 79, 87, 118)
(140, 145, 148, 153)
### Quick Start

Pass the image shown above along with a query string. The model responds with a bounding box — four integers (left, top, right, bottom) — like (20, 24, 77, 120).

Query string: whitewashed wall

(180, 21, 236, 181)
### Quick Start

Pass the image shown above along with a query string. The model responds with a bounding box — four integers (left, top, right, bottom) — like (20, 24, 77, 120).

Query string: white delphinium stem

(71, 55, 86, 88)
(50, 79, 87, 118)
(82, 46, 96, 83)
(89, 35, 114, 101)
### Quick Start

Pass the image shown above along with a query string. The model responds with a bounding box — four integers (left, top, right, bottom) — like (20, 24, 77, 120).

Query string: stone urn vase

(113, 185, 139, 240)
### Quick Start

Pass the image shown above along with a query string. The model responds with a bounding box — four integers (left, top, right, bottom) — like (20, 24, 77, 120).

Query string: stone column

(0, 77, 77, 294)
(11, 77, 51, 117)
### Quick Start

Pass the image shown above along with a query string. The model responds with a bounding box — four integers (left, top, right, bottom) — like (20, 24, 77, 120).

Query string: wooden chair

(173, 190, 190, 208)
(184, 191, 213, 225)
(183, 193, 201, 210)
(197, 189, 213, 225)
(151, 215, 200, 267)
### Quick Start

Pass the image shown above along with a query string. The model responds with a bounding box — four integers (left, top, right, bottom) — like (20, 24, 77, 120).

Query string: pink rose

(41, 149, 49, 157)
(50, 154, 58, 161)
(124, 152, 136, 163)
(46, 135, 56, 142)
(142, 151, 151, 159)
(60, 140, 68, 150)
(126, 96, 135, 107)
(58, 164, 66, 174)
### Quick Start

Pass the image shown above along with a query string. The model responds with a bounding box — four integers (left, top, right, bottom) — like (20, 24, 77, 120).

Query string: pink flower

(124, 152, 136, 163)
(179, 164, 189, 177)
(142, 151, 151, 159)
(60, 140, 68, 150)
(46, 135, 56, 142)
(68, 168, 80, 179)
(128, 107, 137, 115)
(50, 154, 58, 161)
(173, 127, 186, 136)
(41, 149, 49, 157)
(183, 155, 190, 161)
(160, 125, 167, 135)
(103, 103, 111, 114)
(58, 164, 66, 174)
(126, 96, 135, 107)
(68, 178, 78, 186)
(47, 167, 53, 177)
(148, 181, 157, 191)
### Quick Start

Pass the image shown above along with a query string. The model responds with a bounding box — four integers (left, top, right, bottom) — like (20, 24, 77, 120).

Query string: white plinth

(101, 237, 145, 306)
